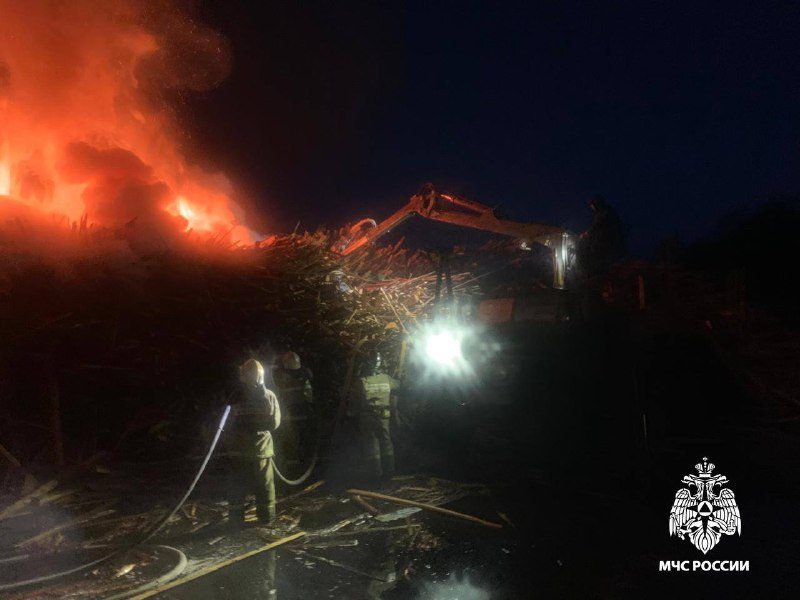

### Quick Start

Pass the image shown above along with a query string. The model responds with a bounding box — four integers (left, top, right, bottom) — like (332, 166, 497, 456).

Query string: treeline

(669, 197, 800, 324)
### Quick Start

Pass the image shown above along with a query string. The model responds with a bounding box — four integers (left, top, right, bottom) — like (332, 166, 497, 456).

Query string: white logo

(669, 457, 741, 554)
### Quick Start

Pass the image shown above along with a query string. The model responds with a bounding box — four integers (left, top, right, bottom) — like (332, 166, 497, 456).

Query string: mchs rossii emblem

(669, 458, 741, 554)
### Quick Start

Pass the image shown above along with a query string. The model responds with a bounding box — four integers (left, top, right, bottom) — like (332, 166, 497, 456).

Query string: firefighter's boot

(257, 502, 276, 525)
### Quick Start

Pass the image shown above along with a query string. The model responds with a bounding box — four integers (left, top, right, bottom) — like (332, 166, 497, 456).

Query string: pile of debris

(1, 217, 506, 492)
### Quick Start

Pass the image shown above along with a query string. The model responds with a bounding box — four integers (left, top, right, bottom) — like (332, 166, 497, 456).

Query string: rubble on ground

(0, 472, 499, 598)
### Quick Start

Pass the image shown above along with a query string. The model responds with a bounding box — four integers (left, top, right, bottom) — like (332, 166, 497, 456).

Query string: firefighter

(348, 351, 400, 482)
(576, 195, 626, 278)
(571, 195, 626, 319)
(225, 358, 281, 527)
(273, 351, 314, 465)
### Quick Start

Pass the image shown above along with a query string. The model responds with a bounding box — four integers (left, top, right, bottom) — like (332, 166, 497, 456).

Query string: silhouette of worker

(576, 195, 626, 278)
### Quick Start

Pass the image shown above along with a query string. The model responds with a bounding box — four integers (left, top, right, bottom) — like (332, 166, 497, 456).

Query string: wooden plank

(351, 494, 380, 516)
(16, 505, 116, 549)
(0, 479, 59, 520)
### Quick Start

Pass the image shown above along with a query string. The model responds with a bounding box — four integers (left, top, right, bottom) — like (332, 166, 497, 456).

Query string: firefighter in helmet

(225, 358, 281, 527)
(348, 350, 399, 482)
(273, 350, 314, 465)
(576, 195, 626, 279)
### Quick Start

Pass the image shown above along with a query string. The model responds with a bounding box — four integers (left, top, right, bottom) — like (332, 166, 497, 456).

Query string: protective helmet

(239, 358, 265, 386)
(280, 351, 301, 370)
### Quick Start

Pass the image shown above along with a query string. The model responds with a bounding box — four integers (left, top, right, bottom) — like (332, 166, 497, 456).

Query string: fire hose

(0, 405, 231, 592)
(271, 422, 320, 487)
(0, 400, 320, 593)
(221, 405, 323, 487)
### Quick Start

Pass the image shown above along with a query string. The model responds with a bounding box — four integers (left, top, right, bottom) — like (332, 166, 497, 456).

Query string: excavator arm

(333, 184, 575, 289)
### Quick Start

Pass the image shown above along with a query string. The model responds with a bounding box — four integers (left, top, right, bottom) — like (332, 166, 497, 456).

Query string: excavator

(332, 183, 576, 293)
(331, 184, 581, 435)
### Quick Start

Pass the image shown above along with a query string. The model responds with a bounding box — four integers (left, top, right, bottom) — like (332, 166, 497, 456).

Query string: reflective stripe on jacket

(350, 373, 399, 417)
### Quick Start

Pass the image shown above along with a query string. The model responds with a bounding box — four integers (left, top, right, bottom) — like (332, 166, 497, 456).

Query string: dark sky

(183, 0, 800, 255)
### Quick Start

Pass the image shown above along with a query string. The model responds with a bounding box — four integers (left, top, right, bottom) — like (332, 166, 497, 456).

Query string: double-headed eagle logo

(669, 458, 741, 554)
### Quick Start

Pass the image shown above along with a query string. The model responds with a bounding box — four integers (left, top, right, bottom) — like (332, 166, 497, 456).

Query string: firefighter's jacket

(578, 206, 625, 274)
(350, 373, 399, 419)
(273, 367, 313, 417)
(225, 383, 281, 458)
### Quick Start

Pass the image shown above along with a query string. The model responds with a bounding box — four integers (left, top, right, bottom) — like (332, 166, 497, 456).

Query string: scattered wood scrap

(347, 488, 502, 529)
(126, 531, 306, 600)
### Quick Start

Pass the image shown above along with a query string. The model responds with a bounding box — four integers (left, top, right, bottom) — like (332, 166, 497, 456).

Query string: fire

(0, 160, 10, 197)
(0, 0, 258, 247)
(0, 141, 11, 196)
(167, 192, 253, 242)
(175, 196, 195, 229)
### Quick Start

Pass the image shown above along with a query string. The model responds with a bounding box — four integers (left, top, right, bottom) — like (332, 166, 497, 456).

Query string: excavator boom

(333, 185, 574, 289)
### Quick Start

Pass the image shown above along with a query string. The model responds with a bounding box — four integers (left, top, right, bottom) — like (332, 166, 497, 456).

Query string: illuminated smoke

(418, 574, 491, 600)
(0, 0, 256, 246)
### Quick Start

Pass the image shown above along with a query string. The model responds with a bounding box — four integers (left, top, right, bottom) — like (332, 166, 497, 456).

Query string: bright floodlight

(425, 330, 462, 367)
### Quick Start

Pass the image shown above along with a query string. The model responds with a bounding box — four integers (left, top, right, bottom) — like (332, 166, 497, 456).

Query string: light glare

(425, 331, 462, 366)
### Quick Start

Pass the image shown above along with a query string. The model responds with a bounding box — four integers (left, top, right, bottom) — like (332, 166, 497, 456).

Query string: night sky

(183, 0, 800, 255)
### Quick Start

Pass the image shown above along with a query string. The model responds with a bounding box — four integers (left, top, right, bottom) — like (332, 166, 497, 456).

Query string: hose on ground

(104, 545, 187, 600)
(0, 405, 231, 592)
(271, 416, 321, 486)
(271, 455, 316, 486)
(271, 445, 317, 487)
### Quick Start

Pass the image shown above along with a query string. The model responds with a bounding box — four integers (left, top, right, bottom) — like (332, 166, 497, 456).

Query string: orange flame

(0, 163, 10, 197)
(175, 196, 196, 229)
(0, 0, 258, 247)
